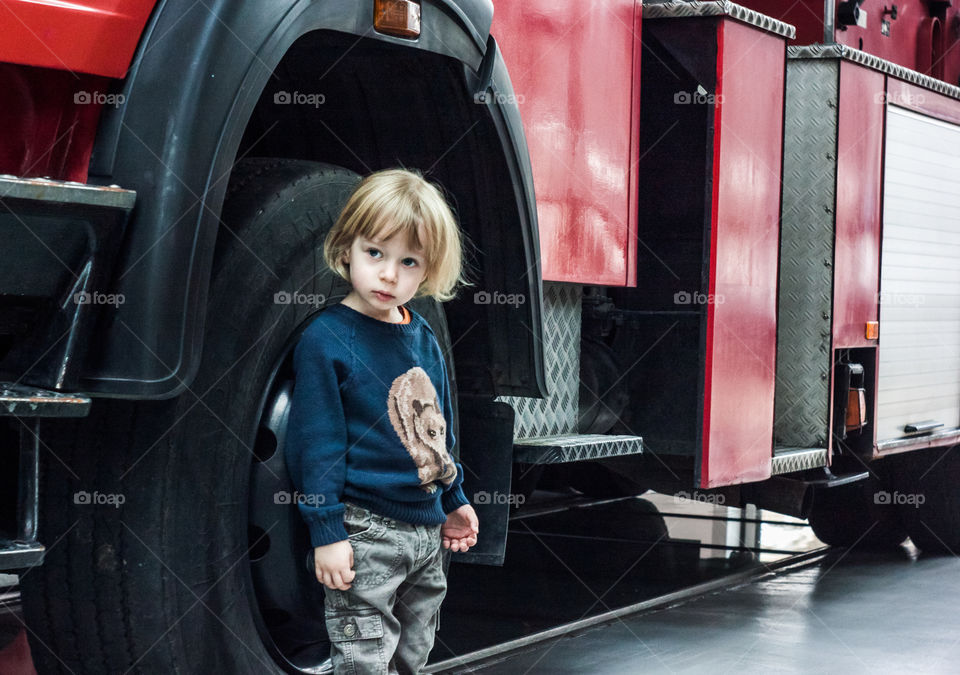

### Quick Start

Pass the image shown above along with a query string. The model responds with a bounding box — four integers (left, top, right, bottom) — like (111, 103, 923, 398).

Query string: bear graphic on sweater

(387, 366, 458, 493)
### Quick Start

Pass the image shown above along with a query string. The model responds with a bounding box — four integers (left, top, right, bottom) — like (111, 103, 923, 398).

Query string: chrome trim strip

(643, 1, 796, 38)
(788, 43, 960, 100)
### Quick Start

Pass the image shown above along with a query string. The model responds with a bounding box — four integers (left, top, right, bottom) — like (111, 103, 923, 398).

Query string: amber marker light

(865, 321, 879, 340)
(374, 0, 421, 38)
(846, 388, 867, 432)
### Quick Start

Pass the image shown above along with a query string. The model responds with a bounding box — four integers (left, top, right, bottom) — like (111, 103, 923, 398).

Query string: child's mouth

(374, 291, 394, 301)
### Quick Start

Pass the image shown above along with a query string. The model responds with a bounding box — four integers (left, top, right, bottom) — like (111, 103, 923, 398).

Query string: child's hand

(312, 541, 356, 590)
(441, 504, 479, 552)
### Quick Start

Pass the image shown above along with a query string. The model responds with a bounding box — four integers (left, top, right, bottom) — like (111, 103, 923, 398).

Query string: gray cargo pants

(324, 501, 448, 674)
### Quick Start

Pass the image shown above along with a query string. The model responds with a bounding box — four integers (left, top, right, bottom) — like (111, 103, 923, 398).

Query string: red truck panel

(739, 0, 960, 86)
(739, 0, 825, 45)
(887, 78, 960, 125)
(701, 19, 784, 488)
(833, 63, 884, 349)
(491, 1, 640, 286)
(0, 63, 108, 181)
(0, 0, 156, 78)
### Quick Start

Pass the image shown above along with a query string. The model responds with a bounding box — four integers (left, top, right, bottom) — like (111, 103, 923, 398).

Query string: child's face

(341, 232, 428, 322)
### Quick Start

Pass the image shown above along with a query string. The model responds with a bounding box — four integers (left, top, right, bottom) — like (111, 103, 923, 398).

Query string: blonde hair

(323, 169, 467, 302)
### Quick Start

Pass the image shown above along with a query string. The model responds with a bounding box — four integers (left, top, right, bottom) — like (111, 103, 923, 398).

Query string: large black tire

(578, 336, 628, 435)
(806, 477, 908, 549)
(20, 159, 460, 673)
(888, 446, 960, 554)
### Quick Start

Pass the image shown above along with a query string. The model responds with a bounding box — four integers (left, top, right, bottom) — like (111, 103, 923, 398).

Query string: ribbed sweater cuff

(441, 484, 470, 514)
(300, 503, 348, 547)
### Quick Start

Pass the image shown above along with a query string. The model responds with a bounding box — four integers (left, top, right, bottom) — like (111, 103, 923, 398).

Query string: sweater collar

(330, 302, 423, 334)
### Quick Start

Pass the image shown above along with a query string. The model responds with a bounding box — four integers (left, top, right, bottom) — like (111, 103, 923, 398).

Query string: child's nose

(380, 262, 398, 282)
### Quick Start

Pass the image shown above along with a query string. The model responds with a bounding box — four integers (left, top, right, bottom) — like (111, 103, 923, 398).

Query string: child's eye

(402, 258, 419, 268)
(365, 248, 382, 259)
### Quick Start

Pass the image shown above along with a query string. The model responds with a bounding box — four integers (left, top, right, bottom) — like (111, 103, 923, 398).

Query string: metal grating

(774, 58, 839, 450)
(498, 281, 582, 439)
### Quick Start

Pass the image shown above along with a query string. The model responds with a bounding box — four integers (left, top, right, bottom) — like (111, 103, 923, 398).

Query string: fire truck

(1, 0, 959, 671)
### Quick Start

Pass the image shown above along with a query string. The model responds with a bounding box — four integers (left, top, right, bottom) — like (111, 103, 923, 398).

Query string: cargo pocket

(326, 610, 387, 674)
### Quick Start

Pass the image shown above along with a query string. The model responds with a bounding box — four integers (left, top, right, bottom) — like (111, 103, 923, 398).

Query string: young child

(285, 168, 479, 674)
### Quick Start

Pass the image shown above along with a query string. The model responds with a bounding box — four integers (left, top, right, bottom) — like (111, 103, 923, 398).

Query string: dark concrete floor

(431, 492, 821, 663)
(456, 545, 960, 674)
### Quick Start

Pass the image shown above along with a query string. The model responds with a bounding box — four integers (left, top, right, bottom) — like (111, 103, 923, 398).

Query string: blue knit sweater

(285, 302, 470, 547)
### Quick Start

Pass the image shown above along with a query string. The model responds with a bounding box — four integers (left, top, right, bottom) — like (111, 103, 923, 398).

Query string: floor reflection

(431, 490, 823, 661)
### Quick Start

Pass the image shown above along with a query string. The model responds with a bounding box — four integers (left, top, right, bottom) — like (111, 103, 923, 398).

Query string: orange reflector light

(846, 388, 867, 432)
(374, 0, 421, 38)
(865, 321, 879, 340)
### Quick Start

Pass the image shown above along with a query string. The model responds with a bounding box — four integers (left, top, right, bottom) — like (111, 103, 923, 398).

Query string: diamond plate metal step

(771, 448, 828, 475)
(0, 175, 136, 209)
(513, 434, 643, 464)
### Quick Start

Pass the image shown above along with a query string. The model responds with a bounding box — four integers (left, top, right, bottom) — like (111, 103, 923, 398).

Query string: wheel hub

(248, 364, 333, 673)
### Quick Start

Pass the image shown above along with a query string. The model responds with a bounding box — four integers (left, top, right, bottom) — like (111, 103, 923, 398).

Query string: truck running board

(513, 433, 643, 464)
(1, 383, 92, 418)
(771, 448, 828, 475)
(0, 383, 92, 569)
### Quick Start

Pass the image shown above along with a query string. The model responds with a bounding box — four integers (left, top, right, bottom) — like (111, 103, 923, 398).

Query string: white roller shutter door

(877, 105, 960, 442)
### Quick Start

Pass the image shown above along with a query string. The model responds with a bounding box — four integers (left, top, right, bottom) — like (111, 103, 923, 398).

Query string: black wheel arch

(80, 0, 546, 403)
